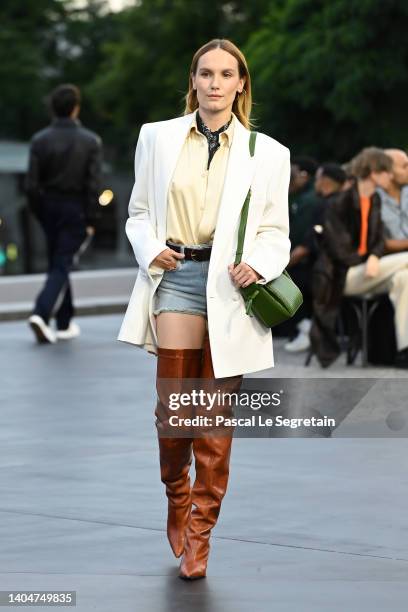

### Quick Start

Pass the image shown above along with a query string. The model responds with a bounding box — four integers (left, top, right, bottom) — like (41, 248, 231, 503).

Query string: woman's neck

(197, 107, 233, 132)
(357, 178, 375, 198)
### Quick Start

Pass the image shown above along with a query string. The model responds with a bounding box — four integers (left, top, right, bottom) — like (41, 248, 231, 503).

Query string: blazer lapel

(154, 113, 194, 242)
(210, 118, 257, 272)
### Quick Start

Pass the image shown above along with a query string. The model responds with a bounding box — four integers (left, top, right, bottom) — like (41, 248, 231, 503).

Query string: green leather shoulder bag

(234, 131, 303, 328)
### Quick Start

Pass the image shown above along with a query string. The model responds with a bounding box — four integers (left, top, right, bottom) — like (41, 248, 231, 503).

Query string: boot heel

(178, 435, 233, 579)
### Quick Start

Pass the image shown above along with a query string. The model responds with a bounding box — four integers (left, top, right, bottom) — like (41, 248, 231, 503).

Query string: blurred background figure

(315, 163, 347, 198)
(311, 147, 408, 368)
(284, 162, 346, 353)
(281, 156, 319, 352)
(378, 149, 408, 253)
(341, 162, 357, 191)
(25, 84, 103, 343)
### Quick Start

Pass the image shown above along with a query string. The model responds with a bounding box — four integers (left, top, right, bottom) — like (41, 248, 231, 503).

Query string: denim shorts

(153, 242, 211, 317)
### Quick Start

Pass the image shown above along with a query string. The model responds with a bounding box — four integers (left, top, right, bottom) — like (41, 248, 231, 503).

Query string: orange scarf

(358, 196, 371, 256)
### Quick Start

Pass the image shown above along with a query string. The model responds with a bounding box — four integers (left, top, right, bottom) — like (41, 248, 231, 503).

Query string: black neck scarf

(196, 111, 233, 169)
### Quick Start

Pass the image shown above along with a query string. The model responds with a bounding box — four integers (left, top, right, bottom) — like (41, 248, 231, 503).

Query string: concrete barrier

(0, 267, 137, 320)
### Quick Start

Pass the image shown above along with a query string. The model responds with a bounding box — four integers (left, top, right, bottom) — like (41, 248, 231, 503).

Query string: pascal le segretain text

(167, 415, 336, 429)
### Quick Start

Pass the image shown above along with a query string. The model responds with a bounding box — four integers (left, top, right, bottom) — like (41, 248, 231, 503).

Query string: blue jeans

(153, 243, 211, 317)
(33, 195, 87, 328)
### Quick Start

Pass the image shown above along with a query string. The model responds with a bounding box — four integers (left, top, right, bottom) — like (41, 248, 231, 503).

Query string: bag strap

(234, 131, 258, 266)
(249, 131, 257, 157)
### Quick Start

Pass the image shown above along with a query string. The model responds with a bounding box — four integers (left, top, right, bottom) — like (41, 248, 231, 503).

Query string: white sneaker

(56, 322, 81, 340)
(28, 315, 57, 344)
(284, 331, 311, 353)
(297, 318, 312, 334)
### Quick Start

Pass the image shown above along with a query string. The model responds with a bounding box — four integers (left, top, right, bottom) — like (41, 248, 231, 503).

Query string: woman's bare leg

(155, 312, 207, 349)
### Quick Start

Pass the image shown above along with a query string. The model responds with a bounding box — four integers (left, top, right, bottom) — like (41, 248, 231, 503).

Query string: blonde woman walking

(118, 39, 291, 579)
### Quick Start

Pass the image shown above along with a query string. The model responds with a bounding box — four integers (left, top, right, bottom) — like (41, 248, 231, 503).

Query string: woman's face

(191, 48, 245, 116)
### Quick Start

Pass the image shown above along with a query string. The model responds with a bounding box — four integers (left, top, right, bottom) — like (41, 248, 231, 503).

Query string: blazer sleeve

(125, 125, 167, 274)
(244, 149, 291, 284)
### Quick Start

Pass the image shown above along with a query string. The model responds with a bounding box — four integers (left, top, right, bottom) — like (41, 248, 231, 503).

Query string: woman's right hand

(151, 248, 185, 271)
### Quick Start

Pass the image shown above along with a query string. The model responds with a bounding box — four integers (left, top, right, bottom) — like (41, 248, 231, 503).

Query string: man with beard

(378, 149, 408, 253)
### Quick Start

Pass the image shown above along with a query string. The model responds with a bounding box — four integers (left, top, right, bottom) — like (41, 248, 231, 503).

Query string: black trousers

(32, 195, 87, 329)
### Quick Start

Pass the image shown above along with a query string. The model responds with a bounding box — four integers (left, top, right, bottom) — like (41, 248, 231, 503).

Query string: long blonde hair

(183, 39, 253, 129)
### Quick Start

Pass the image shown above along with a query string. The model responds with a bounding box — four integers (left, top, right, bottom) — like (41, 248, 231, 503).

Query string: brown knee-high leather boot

(179, 332, 242, 579)
(155, 347, 202, 558)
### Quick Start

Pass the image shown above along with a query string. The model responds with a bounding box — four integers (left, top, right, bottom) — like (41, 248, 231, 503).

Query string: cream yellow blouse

(148, 111, 267, 281)
(166, 111, 235, 245)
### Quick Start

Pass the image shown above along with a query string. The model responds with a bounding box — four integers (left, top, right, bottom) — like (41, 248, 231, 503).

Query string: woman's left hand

(228, 262, 262, 288)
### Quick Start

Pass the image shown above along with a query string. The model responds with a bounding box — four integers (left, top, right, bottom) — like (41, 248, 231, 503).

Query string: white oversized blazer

(117, 112, 291, 378)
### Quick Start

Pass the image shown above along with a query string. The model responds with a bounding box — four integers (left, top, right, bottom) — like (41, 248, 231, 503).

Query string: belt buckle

(190, 250, 198, 261)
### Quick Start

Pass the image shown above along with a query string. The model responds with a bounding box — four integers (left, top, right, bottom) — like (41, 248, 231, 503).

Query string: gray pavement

(0, 314, 407, 611)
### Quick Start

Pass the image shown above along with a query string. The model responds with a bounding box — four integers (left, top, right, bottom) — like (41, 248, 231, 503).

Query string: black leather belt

(166, 241, 212, 262)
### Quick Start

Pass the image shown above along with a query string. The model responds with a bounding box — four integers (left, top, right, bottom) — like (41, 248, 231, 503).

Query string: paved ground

(0, 314, 407, 611)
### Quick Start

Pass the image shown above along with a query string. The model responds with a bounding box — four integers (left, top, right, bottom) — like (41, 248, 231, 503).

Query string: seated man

(310, 147, 408, 368)
(279, 156, 319, 349)
(285, 162, 346, 352)
(377, 148, 408, 253)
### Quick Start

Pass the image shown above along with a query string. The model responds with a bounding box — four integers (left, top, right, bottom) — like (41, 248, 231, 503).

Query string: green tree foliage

(0, 0, 119, 150)
(245, 0, 408, 160)
(0, 0, 66, 138)
(56, 1, 120, 143)
(86, 0, 270, 162)
(2, 0, 408, 164)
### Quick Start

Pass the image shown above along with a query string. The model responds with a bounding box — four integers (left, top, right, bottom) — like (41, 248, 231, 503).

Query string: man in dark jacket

(275, 157, 319, 344)
(285, 163, 347, 352)
(26, 84, 102, 343)
(311, 147, 408, 368)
